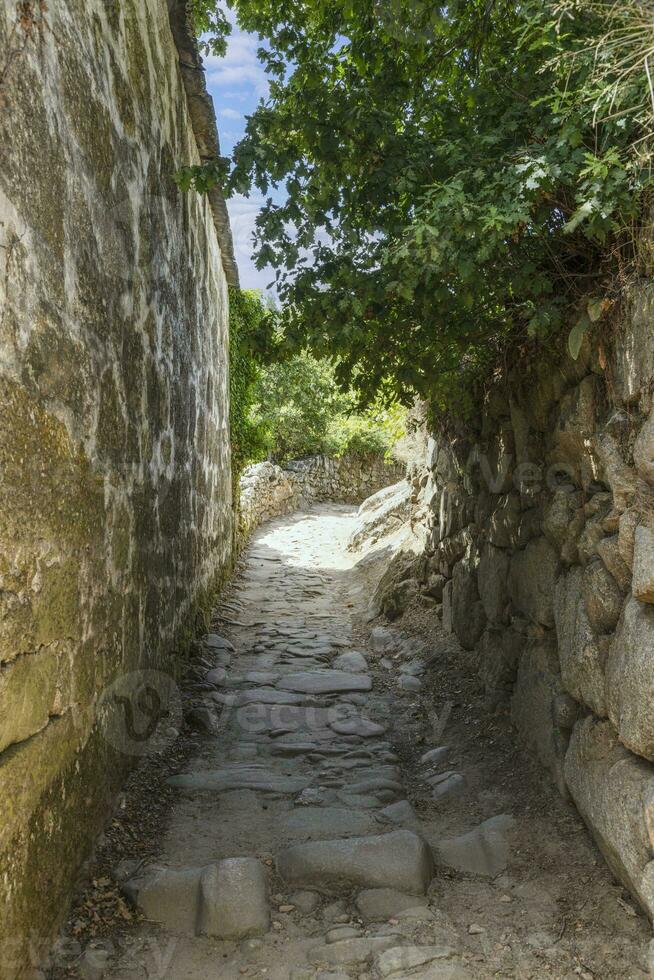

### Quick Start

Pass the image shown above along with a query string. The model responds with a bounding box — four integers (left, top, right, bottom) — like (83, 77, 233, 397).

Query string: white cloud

(205, 28, 269, 99)
(219, 107, 243, 120)
(227, 194, 276, 294)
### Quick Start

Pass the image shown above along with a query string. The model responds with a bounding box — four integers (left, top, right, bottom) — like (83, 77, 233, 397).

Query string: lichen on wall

(0, 0, 234, 973)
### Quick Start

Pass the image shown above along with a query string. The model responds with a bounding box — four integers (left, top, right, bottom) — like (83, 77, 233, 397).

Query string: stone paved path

(98, 503, 649, 980)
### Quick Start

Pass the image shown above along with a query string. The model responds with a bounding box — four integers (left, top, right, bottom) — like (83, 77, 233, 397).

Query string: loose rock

(277, 831, 434, 894)
(198, 858, 270, 939)
(355, 888, 428, 922)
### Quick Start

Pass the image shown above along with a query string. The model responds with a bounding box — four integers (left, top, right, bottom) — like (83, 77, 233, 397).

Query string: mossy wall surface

(0, 1, 233, 973)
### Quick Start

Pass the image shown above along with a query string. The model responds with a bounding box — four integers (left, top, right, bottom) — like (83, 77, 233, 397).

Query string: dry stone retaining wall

(0, 1, 234, 973)
(238, 455, 404, 542)
(404, 283, 654, 919)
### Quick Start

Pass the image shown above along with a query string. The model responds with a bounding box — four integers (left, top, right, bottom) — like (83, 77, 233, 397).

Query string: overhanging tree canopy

(182, 0, 652, 413)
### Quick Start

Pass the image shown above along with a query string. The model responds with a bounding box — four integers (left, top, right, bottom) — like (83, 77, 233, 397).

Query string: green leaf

(563, 201, 594, 234)
(587, 297, 605, 322)
(568, 315, 590, 361)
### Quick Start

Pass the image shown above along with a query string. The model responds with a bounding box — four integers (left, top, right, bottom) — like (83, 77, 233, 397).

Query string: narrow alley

(57, 502, 649, 980)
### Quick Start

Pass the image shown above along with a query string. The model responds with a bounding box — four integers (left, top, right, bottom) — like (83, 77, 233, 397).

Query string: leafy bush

(325, 401, 407, 459)
(249, 353, 406, 463)
(228, 288, 272, 484)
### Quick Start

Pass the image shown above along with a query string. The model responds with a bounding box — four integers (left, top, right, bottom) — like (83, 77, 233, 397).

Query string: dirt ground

(47, 504, 651, 980)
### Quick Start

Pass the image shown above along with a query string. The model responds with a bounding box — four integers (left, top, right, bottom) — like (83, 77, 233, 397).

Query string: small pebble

(500, 894, 511, 903)
(468, 923, 486, 935)
(278, 904, 295, 913)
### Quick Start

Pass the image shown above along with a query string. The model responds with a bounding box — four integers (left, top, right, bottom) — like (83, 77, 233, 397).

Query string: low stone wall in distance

(238, 454, 404, 541)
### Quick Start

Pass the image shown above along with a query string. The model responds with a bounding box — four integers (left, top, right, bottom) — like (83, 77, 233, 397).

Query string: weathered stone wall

(239, 455, 404, 541)
(400, 284, 654, 919)
(0, 1, 234, 973)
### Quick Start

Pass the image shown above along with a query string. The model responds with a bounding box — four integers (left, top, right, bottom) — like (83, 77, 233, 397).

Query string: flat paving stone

(212, 688, 308, 706)
(307, 937, 396, 966)
(329, 717, 387, 738)
(283, 807, 376, 838)
(377, 800, 419, 826)
(168, 768, 307, 794)
(244, 671, 281, 684)
(374, 946, 458, 978)
(277, 671, 372, 695)
(324, 926, 363, 943)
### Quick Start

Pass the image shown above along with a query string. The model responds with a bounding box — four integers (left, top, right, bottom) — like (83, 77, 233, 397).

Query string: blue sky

(204, 14, 277, 293)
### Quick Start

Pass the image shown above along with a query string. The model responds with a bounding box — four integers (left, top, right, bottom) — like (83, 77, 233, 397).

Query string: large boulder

(508, 537, 558, 627)
(596, 534, 632, 593)
(634, 410, 654, 486)
(488, 493, 521, 548)
(368, 553, 420, 620)
(122, 858, 270, 939)
(451, 558, 486, 650)
(614, 283, 654, 411)
(565, 716, 654, 920)
(606, 597, 654, 763)
(592, 431, 638, 513)
(511, 638, 578, 797)
(618, 507, 640, 569)
(477, 627, 524, 703)
(582, 559, 624, 633)
(439, 486, 474, 540)
(477, 543, 510, 624)
(632, 525, 654, 604)
(548, 375, 598, 490)
(542, 489, 583, 552)
(277, 831, 433, 895)
(348, 481, 411, 552)
(554, 568, 608, 717)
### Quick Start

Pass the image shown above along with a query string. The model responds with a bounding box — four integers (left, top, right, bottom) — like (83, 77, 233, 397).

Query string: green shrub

(228, 288, 272, 484)
(249, 352, 406, 463)
(325, 400, 406, 459)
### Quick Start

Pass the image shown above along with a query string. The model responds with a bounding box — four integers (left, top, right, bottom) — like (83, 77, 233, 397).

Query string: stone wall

(400, 284, 654, 919)
(0, 1, 234, 974)
(238, 455, 404, 541)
